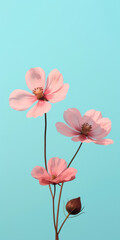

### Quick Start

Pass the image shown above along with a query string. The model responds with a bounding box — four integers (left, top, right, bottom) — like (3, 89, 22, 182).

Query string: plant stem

(44, 114, 58, 239)
(67, 142, 82, 168)
(58, 213, 70, 234)
(52, 185, 56, 230)
(56, 143, 83, 233)
(44, 113, 48, 171)
(56, 183, 64, 230)
(44, 113, 53, 196)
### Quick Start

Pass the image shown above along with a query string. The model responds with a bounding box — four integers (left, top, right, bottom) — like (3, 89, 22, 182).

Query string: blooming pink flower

(9, 68, 69, 117)
(56, 108, 113, 145)
(31, 157, 77, 185)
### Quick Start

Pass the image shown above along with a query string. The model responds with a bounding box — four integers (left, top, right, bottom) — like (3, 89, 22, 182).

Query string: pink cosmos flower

(31, 157, 77, 185)
(9, 68, 69, 117)
(56, 108, 113, 145)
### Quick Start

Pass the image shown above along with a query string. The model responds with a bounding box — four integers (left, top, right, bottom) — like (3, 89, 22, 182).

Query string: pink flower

(9, 68, 69, 117)
(31, 157, 77, 185)
(56, 108, 114, 145)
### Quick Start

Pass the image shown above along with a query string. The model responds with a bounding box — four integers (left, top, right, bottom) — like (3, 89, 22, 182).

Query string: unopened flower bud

(66, 197, 82, 215)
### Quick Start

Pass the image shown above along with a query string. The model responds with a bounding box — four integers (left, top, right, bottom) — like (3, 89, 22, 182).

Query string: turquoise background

(0, 0, 120, 239)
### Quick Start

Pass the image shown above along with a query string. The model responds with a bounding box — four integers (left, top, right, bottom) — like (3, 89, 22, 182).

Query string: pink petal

(84, 110, 102, 122)
(81, 115, 96, 129)
(9, 89, 37, 111)
(90, 124, 105, 138)
(93, 139, 114, 145)
(72, 135, 87, 142)
(39, 178, 52, 186)
(56, 122, 79, 137)
(45, 84, 69, 103)
(27, 100, 51, 118)
(25, 68, 45, 91)
(63, 108, 82, 131)
(56, 168, 77, 183)
(90, 117, 111, 139)
(82, 138, 93, 143)
(96, 118, 111, 139)
(48, 157, 67, 176)
(45, 69, 64, 95)
(31, 166, 49, 179)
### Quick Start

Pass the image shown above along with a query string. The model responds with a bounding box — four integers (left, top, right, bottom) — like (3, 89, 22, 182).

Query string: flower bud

(66, 197, 82, 215)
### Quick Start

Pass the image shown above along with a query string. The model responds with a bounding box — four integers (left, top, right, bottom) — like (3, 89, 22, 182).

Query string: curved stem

(58, 213, 70, 234)
(56, 143, 83, 231)
(67, 142, 82, 168)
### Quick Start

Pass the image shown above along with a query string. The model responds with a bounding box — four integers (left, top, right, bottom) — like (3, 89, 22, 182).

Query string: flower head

(31, 157, 77, 185)
(66, 197, 82, 215)
(56, 108, 113, 145)
(9, 68, 69, 117)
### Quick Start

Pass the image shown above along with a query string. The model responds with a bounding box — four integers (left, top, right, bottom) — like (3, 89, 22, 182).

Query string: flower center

(81, 123, 92, 136)
(51, 175, 57, 180)
(33, 87, 44, 100)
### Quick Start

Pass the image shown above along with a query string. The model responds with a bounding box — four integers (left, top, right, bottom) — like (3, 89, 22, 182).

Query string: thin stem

(56, 183, 64, 230)
(49, 185, 53, 197)
(52, 185, 56, 230)
(44, 113, 48, 171)
(44, 114, 58, 239)
(67, 142, 82, 168)
(44, 113, 53, 196)
(56, 143, 83, 231)
(53, 185, 59, 240)
(58, 213, 70, 234)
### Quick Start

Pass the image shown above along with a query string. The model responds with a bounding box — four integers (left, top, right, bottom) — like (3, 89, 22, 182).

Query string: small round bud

(66, 197, 82, 215)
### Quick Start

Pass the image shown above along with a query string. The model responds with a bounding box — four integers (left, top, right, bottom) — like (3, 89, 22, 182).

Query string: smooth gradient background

(0, 1, 120, 239)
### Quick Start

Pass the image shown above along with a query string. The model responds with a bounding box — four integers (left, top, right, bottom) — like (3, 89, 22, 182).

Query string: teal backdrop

(0, 0, 120, 239)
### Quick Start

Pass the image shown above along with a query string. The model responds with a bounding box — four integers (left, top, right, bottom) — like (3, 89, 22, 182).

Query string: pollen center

(51, 175, 57, 180)
(33, 87, 44, 100)
(81, 123, 92, 136)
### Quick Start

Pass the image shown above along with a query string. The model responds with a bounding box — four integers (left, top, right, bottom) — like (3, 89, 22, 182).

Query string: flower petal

(72, 135, 87, 142)
(9, 89, 37, 111)
(31, 166, 49, 179)
(63, 108, 82, 131)
(48, 157, 67, 176)
(56, 122, 79, 137)
(45, 84, 69, 103)
(45, 69, 64, 95)
(96, 118, 111, 139)
(39, 178, 52, 186)
(25, 68, 45, 91)
(56, 168, 77, 183)
(27, 100, 51, 118)
(93, 139, 114, 145)
(84, 110, 102, 122)
(90, 124, 104, 138)
(89, 117, 112, 139)
(82, 138, 94, 143)
(81, 115, 96, 129)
